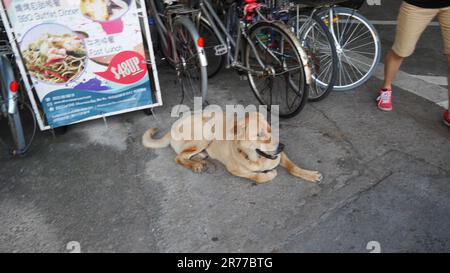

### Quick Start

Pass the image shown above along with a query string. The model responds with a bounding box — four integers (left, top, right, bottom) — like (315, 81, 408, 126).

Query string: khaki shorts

(392, 1, 450, 57)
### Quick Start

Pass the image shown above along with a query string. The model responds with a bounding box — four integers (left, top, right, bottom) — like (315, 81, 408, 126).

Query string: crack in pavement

(275, 145, 449, 252)
(309, 104, 365, 161)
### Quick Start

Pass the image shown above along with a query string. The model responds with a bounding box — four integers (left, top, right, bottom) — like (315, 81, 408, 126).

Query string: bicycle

(264, 0, 339, 101)
(191, 0, 312, 118)
(0, 25, 37, 156)
(290, 0, 381, 91)
(148, 0, 208, 105)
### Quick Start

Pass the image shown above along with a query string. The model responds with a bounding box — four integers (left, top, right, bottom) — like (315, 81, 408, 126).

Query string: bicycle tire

(320, 7, 381, 91)
(245, 21, 309, 119)
(173, 16, 209, 104)
(289, 11, 338, 102)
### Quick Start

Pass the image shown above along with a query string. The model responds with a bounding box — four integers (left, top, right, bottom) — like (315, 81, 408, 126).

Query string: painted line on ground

(409, 75, 448, 86)
(370, 20, 440, 26)
(437, 100, 449, 109)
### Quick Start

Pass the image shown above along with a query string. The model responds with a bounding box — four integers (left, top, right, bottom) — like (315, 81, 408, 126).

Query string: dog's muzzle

(256, 143, 285, 160)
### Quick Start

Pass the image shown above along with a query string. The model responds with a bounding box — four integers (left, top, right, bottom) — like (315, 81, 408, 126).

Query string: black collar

(259, 168, 277, 174)
(256, 143, 285, 161)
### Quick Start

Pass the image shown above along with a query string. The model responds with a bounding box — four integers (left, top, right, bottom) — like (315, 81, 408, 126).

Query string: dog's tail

(142, 128, 171, 149)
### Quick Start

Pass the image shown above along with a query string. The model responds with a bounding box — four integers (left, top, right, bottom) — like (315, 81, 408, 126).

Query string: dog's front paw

(305, 171, 323, 183)
(192, 162, 207, 173)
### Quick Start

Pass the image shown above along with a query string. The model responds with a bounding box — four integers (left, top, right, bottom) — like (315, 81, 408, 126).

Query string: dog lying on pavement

(143, 112, 322, 184)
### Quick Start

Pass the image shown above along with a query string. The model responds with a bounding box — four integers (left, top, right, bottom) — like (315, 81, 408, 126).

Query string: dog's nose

(277, 143, 285, 153)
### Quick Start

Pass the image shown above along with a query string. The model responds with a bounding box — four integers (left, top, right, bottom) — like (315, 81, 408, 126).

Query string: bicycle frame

(197, 0, 269, 75)
(197, 0, 313, 83)
(324, 7, 343, 52)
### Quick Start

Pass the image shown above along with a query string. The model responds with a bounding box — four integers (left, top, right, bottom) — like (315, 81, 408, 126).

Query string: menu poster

(0, 0, 161, 129)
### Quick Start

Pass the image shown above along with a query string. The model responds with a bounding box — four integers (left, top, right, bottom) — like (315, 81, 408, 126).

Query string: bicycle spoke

(342, 23, 367, 48)
(344, 41, 376, 54)
(337, 13, 350, 44)
(342, 53, 373, 70)
(341, 56, 362, 84)
(345, 49, 375, 56)
(344, 31, 372, 51)
(341, 21, 362, 49)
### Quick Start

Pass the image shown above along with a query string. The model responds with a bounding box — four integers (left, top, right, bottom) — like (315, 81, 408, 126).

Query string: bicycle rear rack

(165, 4, 200, 17)
(0, 28, 12, 55)
(0, 40, 12, 55)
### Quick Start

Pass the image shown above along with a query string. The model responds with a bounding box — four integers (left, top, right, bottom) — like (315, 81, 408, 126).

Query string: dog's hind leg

(175, 142, 211, 174)
(281, 153, 323, 183)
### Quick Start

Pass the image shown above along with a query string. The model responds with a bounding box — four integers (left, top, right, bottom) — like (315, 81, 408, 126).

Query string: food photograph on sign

(20, 24, 88, 84)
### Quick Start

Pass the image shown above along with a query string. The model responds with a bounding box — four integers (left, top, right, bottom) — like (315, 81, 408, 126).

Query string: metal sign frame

(0, 0, 162, 131)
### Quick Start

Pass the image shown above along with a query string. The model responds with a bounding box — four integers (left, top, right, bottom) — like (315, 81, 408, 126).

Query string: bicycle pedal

(214, 45, 228, 56)
(239, 75, 248, 81)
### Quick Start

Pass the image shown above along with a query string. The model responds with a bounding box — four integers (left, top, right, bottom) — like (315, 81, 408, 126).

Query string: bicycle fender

(174, 16, 209, 67)
(0, 55, 18, 114)
(273, 21, 313, 85)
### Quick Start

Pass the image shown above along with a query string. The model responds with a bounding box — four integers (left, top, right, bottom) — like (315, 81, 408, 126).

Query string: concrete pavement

(0, 0, 449, 253)
(1, 65, 449, 252)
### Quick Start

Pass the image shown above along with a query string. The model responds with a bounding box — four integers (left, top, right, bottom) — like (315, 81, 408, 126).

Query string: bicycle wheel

(198, 19, 225, 78)
(245, 21, 309, 119)
(173, 17, 208, 104)
(320, 7, 381, 91)
(288, 11, 338, 102)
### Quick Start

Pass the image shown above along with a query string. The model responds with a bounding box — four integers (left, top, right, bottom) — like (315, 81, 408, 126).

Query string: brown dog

(143, 112, 322, 184)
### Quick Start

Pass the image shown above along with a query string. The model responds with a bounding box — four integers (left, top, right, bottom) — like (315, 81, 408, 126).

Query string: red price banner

(95, 51, 148, 84)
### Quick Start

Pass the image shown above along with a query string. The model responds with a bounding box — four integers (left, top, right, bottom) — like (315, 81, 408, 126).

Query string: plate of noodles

(21, 24, 87, 84)
(80, 0, 132, 22)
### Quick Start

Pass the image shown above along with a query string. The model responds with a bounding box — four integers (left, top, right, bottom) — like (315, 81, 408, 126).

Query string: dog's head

(232, 112, 283, 161)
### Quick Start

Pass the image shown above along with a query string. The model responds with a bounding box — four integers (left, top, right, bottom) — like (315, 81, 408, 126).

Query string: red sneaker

(377, 89, 393, 111)
(444, 111, 450, 127)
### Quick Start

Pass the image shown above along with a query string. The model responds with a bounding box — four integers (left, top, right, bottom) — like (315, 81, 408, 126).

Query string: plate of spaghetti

(21, 24, 87, 84)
